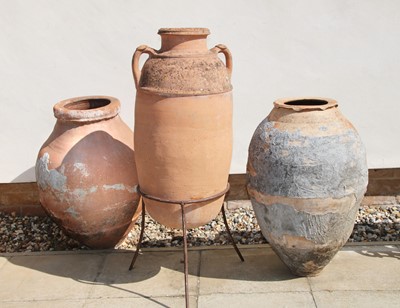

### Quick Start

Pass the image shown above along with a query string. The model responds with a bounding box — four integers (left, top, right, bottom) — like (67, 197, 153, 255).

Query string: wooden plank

(0, 168, 399, 216)
(368, 168, 400, 180)
(0, 182, 40, 206)
(365, 179, 400, 196)
(0, 182, 43, 216)
(226, 173, 249, 201)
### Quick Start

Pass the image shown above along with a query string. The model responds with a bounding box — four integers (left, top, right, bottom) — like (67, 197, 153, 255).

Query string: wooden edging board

(0, 168, 399, 216)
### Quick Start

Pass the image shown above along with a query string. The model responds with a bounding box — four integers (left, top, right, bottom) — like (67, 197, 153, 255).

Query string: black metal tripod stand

(128, 184, 244, 308)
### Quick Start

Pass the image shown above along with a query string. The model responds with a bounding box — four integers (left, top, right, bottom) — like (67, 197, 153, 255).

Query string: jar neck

(158, 28, 210, 53)
(273, 97, 338, 111)
(53, 96, 120, 122)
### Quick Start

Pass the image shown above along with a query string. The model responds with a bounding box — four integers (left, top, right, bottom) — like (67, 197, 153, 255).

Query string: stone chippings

(0, 213, 86, 253)
(0, 205, 399, 253)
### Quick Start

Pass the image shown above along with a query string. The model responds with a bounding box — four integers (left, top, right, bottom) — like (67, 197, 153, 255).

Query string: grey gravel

(1, 205, 399, 253)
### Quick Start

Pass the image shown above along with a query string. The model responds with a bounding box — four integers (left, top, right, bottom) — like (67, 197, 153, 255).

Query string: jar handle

(132, 45, 157, 90)
(211, 44, 232, 77)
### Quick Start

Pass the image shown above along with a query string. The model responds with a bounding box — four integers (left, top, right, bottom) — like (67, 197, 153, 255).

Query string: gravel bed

(1, 205, 399, 253)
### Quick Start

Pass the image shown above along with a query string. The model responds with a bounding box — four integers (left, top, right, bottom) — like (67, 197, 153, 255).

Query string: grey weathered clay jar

(247, 97, 368, 276)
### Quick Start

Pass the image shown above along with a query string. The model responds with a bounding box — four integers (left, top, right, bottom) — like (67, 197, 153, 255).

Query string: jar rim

(158, 28, 210, 35)
(274, 97, 338, 111)
(53, 96, 120, 122)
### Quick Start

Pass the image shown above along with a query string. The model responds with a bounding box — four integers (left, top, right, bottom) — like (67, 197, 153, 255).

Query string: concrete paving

(0, 243, 399, 307)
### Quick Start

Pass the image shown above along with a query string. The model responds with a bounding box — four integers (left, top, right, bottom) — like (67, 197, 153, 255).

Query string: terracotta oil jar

(133, 28, 233, 229)
(247, 97, 368, 276)
(35, 96, 140, 249)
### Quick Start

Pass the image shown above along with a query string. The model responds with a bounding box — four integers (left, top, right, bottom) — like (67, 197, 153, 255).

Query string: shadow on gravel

(137, 230, 267, 249)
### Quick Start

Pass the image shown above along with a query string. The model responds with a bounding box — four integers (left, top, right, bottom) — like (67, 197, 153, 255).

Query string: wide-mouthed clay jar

(133, 28, 233, 229)
(35, 96, 140, 249)
(247, 97, 368, 276)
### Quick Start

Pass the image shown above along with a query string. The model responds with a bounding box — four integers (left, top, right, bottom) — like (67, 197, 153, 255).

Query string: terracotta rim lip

(53, 96, 120, 122)
(274, 97, 338, 111)
(158, 28, 210, 35)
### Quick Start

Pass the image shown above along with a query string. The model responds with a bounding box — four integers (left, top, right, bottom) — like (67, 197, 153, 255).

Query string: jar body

(135, 91, 232, 228)
(133, 28, 233, 228)
(247, 98, 368, 276)
(35, 96, 140, 249)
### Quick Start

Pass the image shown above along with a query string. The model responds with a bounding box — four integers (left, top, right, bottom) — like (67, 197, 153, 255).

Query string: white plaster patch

(103, 184, 137, 193)
(70, 186, 98, 201)
(36, 153, 67, 191)
(103, 184, 126, 191)
(67, 109, 105, 119)
(65, 206, 79, 218)
(71, 188, 88, 201)
(73, 163, 89, 176)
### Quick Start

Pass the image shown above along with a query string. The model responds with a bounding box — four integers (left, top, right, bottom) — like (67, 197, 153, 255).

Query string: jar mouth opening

(158, 28, 210, 35)
(274, 97, 338, 111)
(54, 96, 120, 122)
(64, 98, 111, 111)
(284, 99, 328, 106)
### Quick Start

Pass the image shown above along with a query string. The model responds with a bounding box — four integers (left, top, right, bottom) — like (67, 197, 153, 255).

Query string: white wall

(1, 0, 399, 183)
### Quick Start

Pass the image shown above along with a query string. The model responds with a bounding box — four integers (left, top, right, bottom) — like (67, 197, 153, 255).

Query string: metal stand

(128, 183, 244, 307)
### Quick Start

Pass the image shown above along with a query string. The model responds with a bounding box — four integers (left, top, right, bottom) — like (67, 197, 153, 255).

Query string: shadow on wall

(12, 166, 36, 183)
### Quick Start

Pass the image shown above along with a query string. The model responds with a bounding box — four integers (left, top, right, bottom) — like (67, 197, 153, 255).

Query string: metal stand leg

(129, 199, 146, 271)
(221, 205, 244, 262)
(129, 184, 239, 308)
(181, 203, 190, 308)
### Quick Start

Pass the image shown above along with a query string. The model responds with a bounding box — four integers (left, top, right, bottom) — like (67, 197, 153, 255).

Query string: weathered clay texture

(134, 28, 232, 96)
(35, 96, 140, 249)
(133, 28, 233, 228)
(247, 97, 368, 276)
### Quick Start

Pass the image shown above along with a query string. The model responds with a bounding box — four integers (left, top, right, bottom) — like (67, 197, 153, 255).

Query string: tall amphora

(133, 28, 233, 228)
